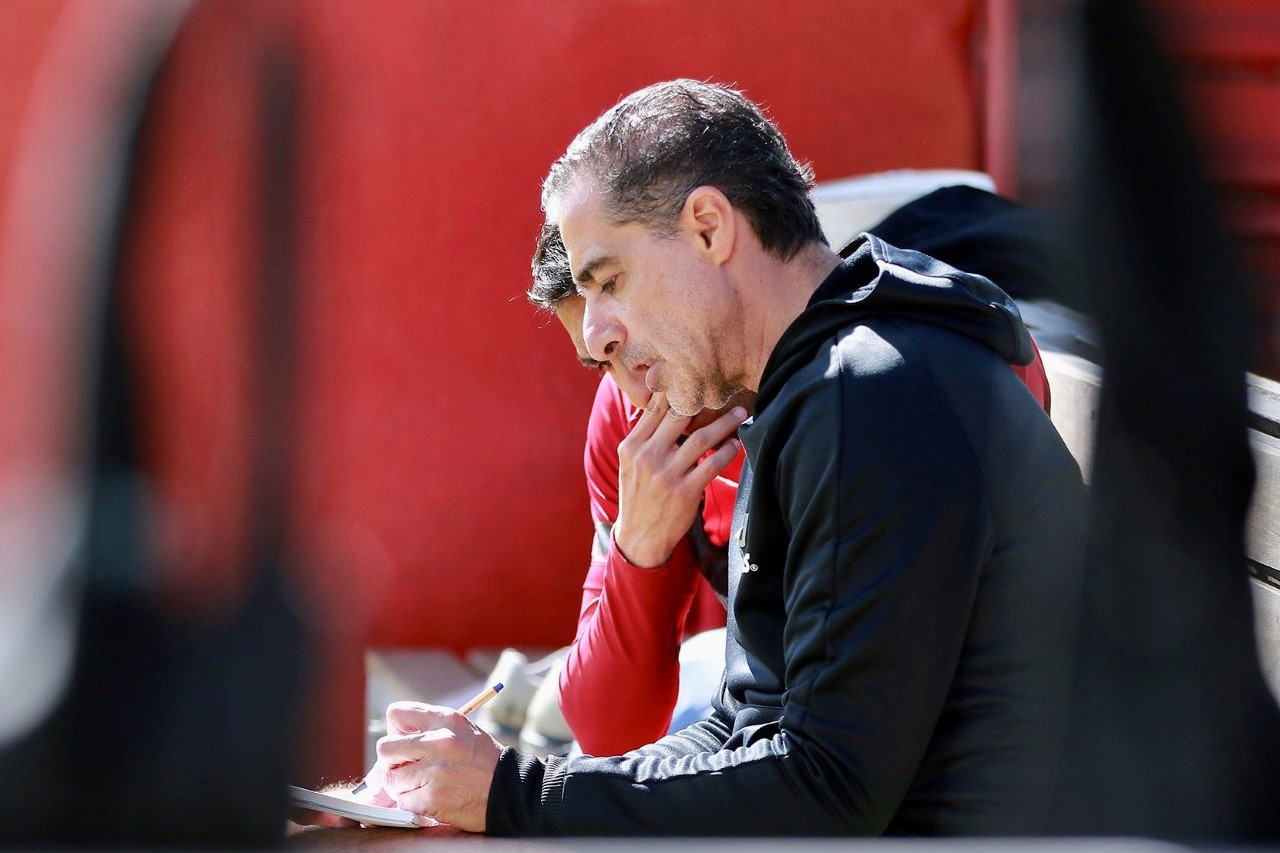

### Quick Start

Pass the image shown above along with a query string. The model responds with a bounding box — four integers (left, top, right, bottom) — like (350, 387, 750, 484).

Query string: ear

(680, 186, 736, 266)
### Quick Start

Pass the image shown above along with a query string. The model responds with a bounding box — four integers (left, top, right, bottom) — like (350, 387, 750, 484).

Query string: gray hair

(541, 79, 826, 260)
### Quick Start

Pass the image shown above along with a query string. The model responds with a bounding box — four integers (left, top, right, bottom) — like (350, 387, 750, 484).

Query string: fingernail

(732, 407, 747, 420)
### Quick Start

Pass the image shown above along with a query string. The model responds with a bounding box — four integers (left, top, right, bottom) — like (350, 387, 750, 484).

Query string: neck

(732, 241, 842, 393)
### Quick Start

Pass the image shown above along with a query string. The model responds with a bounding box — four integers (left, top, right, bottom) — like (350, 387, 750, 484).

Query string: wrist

(612, 525, 674, 569)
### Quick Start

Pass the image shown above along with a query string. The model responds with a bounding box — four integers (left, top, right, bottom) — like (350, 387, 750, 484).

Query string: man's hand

(364, 701, 503, 833)
(613, 393, 747, 568)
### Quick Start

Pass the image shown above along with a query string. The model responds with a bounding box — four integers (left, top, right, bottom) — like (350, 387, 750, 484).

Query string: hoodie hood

(758, 232, 1034, 413)
(858, 184, 1065, 306)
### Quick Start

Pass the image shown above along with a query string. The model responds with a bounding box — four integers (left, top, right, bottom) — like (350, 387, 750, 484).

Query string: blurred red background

(2, 0, 1276, 783)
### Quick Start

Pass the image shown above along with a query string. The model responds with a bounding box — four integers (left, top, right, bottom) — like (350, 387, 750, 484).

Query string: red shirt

(557, 375, 736, 757)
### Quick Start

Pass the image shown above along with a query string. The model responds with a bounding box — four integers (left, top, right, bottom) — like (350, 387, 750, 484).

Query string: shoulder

(748, 319, 996, 490)
(770, 316, 1019, 417)
(760, 319, 942, 427)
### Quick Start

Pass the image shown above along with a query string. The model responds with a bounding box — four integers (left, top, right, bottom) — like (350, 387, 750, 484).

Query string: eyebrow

(574, 254, 616, 285)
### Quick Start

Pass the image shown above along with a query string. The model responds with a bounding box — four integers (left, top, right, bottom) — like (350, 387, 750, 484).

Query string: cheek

(612, 371, 651, 408)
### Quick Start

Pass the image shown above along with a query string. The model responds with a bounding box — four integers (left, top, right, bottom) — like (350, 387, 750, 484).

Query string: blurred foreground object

(1017, 0, 1280, 839)
(0, 1, 312, 844)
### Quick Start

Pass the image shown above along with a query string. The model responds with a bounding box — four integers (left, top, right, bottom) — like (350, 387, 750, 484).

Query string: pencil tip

(493, 682, 504, 692)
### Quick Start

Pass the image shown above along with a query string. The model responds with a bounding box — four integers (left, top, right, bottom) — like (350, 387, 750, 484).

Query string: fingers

(629, 392, 691, 444)
(376, 704, 487, 768)
(689, 435, 742, 492)
(625, 391, 667, 442)
(385, 701, 465, 736)
(612, 396, 746, 568)
(618, 400, 745, 506)
(371, 720, 502, 834)
(650, 395, 694, 445)
(674, 406, 748, 469)
(376, 727, 456, 767)
(355, 764, 396, 807)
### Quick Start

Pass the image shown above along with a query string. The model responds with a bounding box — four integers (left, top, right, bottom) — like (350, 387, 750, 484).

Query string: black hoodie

(487, 225, 1086, 838)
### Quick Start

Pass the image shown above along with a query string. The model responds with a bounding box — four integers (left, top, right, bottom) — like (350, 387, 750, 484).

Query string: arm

(558, 378, 740, 755)
(559, 534, 701, 755)
(371, 339, 998, 834)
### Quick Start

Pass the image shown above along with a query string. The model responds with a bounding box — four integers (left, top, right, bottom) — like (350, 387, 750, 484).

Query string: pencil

(457, 682, 504, 716)
(351, 682, 505, 795)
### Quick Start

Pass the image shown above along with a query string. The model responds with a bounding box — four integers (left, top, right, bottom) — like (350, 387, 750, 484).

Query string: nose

(583, 299, 650, 407)
(583, 297, 654, 405)
(581, 296, 622, 365)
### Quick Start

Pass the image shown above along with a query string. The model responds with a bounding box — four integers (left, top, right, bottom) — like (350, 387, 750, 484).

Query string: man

(364, 80, 1085, 835)
(535, 174, 1063, 758)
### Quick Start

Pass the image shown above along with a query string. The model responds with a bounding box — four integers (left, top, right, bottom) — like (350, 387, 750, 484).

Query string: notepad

(288, 785, 434, 829)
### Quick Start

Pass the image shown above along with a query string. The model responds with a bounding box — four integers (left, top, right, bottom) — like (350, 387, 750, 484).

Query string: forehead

(555, 180, 618, 276)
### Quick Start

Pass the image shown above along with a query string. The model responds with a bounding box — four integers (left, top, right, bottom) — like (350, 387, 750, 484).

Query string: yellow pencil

(351, 682, 505, 795)
(457, 682, 504, 717)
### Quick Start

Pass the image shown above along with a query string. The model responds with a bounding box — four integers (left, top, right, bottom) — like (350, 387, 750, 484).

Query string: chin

(666, 378, 736, 419)
(664, 391, 703, 418)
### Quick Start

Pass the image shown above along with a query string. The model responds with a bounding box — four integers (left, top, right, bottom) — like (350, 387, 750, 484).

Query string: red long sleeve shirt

(557, 375, 736, 757)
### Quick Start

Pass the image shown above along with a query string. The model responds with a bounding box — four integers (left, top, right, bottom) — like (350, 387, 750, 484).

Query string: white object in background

(518, 654, 575, 758)
(666, 628, 727, 735)
(811, 169, 997, 251)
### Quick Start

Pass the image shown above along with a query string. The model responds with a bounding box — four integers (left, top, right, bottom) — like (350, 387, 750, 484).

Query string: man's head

(541, 79, 825, 261)
(530, 220, 744, 429)
(540, 80, 829, 416)
(528, 219, 575, 310)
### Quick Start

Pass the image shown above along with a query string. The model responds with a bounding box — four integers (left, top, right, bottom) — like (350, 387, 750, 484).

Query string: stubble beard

(660, 341, 744, 418)
(635, 335, 743, 417)
(665, 374, 744, 418)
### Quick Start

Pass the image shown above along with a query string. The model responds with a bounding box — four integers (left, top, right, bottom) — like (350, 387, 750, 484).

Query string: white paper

(288, 785, 434, 829)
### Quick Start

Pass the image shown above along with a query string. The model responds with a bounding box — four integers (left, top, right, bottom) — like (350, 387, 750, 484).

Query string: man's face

(554, 296, 731, 432)
(553, 296, 650, 408)
(556, 180, 743, 417)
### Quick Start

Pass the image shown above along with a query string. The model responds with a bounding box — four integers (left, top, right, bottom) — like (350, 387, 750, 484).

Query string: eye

(600, 277, 617, 295)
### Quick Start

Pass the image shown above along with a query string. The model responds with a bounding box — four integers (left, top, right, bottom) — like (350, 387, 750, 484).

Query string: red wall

(282, 0, 986, 644)
(1159, 0, 1280, 378)
(2, 0, 986, 780)
(981, 0, 1280, 379)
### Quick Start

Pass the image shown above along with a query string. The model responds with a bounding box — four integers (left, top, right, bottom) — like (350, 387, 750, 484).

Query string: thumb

(356, 762, 397, 808)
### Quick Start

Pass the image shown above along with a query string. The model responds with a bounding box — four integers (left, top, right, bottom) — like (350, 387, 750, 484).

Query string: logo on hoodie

(738, 516, 759, 573)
